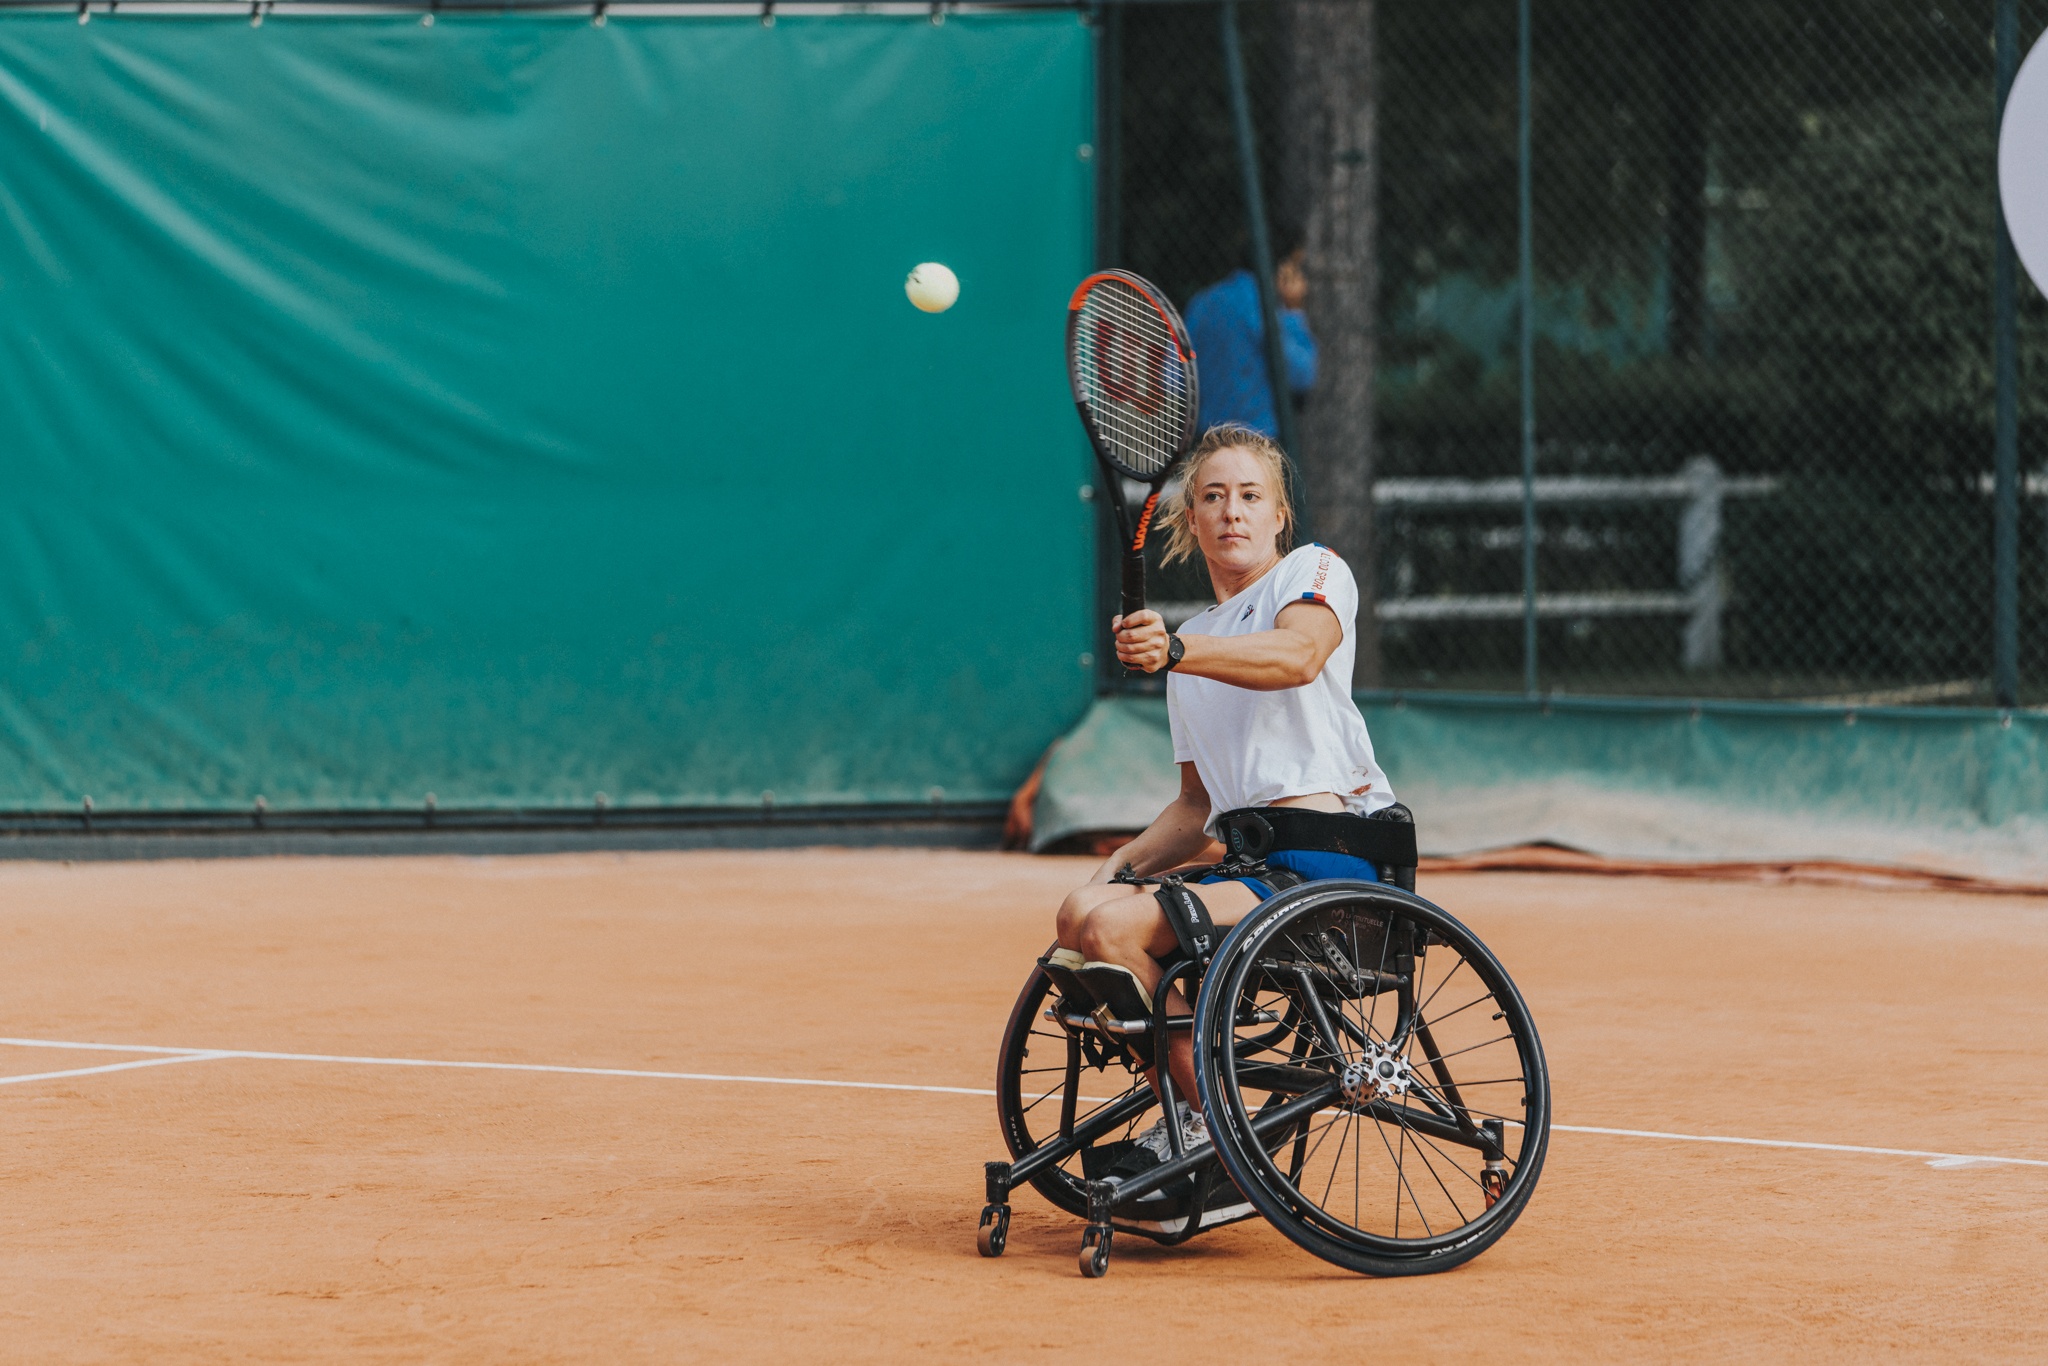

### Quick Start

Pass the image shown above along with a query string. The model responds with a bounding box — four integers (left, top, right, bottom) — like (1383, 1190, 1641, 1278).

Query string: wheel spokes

(1219, 903, 1538, 1251)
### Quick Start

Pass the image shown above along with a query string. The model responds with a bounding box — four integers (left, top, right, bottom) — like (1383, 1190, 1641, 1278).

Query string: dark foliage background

(1106, 0, 2048, 702)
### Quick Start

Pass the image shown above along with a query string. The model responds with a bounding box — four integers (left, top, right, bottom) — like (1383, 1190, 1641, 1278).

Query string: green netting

(0, 11, 1097, 811)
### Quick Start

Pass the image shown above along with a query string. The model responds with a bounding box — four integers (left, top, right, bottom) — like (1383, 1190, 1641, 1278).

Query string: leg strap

(1154, 876, 1219, 968)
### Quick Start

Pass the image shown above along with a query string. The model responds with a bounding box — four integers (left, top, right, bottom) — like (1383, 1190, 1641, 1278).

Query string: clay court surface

(0, 849, 2043, 1361)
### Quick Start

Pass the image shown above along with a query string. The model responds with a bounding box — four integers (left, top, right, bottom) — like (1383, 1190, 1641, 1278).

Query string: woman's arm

(1113, 601, 1340, 690)
(1087, 762, 1214, 883)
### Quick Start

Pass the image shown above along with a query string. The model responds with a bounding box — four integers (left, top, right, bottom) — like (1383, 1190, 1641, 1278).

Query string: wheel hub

(1340, 1041, 1415, 1105)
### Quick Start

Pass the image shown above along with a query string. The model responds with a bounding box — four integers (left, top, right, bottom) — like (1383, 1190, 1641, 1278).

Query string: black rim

(1198, 883, 1549, 1261)
(996, 965, 1156, 1216)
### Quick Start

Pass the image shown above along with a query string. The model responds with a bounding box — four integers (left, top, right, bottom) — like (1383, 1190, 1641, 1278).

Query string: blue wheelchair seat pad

(1199, 847, 1381, 900)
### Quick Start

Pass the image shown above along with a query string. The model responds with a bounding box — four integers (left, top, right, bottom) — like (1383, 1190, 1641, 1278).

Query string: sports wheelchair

(976, 806, 1550, 1278)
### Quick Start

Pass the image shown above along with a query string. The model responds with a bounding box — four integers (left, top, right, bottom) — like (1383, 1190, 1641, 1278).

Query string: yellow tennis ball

(905, 262, 960, 313)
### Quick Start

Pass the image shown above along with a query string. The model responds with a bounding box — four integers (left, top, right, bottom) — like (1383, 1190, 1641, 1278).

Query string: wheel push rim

(1198, 882, 1550, 1263)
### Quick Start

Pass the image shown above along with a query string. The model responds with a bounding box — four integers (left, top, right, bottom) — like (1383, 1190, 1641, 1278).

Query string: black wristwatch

(1164, 633, 1185, 671)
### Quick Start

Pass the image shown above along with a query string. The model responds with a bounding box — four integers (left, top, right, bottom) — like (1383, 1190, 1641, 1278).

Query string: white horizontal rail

(1972, 471, 2048, 497)
(1369, 470, 2047, 508)
(1378, 590, 1697, 622)
(1163, 590, 1702, 627)
(1146, 461, 2039, 673)
(1374, 473, 1777, 508)
(1133, 471, 1781, 512)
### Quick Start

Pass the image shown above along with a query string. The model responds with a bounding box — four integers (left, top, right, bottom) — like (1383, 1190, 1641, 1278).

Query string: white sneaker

(1133, 1102, 1207, 1160)
(1130, 1106, 1176, 1160)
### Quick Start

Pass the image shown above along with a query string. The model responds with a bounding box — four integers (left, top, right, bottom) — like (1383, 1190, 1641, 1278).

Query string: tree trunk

(1285, 0, 1380, 687)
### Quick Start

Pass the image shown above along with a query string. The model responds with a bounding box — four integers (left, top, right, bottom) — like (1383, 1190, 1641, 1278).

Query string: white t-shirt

(1167, 543, 1395, 836)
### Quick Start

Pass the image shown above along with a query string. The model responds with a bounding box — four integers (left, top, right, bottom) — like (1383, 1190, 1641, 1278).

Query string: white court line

(1, 1036, 2041, 1170)
(0, 1052, 227, 1087)
(1550, 1123, 2048, 1169)
(0, 1037, 993, 1096)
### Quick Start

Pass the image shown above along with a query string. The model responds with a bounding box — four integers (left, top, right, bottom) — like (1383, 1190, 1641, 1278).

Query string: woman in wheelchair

(1053, 424, 1396, 1179)
(982, 425, 1549, 1278)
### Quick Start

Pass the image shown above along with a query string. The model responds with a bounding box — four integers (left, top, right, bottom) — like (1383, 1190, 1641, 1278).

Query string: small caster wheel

(1481, 1165, 1506, 1209)
(1078, 1224, 1112, 1278)
(976, 1204, 1010, 1257)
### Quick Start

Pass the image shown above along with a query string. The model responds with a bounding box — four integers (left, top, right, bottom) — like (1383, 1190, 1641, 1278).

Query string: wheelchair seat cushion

(1199, 848, 1381, 901)
(1073, 961, 1169, 1065)
(1036, 948, 1093, 1009)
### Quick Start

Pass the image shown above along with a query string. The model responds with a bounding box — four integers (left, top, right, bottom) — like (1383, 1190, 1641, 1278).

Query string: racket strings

(1077, 292, 1183, 473)
(1073, 282, 1192, 479)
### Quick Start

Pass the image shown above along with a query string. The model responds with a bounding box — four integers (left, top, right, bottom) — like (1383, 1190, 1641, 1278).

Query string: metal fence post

(1220, 0, 1301, 468)
(1517, 0, 1538, 698)
(1096, 0, 1121, 270)
(1679, 455, 1724, 672)
(1093, 0, 1124, 696)
(1994, 0, 2020, 708)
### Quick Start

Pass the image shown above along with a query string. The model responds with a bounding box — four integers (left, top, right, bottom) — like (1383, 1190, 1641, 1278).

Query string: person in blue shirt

(1184, 247, 1317, 439)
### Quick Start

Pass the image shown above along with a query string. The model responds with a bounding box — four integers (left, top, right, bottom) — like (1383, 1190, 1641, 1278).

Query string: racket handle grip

(1119, 552, 1147, 622)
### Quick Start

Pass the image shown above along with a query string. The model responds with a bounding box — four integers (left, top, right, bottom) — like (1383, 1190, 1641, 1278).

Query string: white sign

(2001, 31, 2048, 294)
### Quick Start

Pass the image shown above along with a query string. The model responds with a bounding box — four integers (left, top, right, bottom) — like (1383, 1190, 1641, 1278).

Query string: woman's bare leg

(1055, 882, 1135, 951)
(1069, 881, 1262, 1114)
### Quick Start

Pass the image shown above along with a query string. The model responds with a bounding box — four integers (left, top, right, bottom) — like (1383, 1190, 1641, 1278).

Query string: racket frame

(1064, 269, 1202, 629)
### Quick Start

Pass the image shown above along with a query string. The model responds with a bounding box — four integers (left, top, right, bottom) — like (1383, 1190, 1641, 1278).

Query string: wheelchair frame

(977, 876, 1549, 1278)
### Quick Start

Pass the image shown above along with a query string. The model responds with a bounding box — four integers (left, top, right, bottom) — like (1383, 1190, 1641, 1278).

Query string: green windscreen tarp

(1032, 695, 2048, 883)
(0, 12, 1097, 811)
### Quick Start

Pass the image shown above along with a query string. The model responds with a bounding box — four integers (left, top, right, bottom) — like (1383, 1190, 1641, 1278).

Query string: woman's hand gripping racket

(1066, 271, 1200, 671)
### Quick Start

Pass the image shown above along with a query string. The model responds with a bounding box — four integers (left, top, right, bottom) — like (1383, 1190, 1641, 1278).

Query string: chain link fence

(1102, 0, 2048, 705)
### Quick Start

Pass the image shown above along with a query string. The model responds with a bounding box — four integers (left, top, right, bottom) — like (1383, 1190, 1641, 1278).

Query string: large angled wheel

(994, 958, 1157, 1217)
(1194, 881, 1549, 1276)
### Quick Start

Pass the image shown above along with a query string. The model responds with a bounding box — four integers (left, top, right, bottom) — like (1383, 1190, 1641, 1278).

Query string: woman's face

(1189, 446, 1285, 578)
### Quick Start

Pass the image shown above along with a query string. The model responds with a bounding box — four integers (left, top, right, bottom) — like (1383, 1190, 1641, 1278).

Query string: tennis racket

(1065, 270, 1201, 631)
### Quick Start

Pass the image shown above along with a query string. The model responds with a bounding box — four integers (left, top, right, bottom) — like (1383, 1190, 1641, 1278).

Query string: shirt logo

(1239, 603, 1255, 622)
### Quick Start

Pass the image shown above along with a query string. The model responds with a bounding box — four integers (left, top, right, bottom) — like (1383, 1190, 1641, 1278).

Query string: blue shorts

(1199, 847, 1381, 901)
